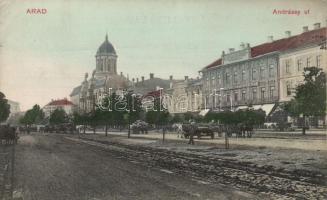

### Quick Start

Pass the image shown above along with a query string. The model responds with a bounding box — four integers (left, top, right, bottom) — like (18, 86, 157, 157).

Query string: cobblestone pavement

(14, 134, 260, 200)
(0, 144, 15, 200)
(69, 135, 327, 200)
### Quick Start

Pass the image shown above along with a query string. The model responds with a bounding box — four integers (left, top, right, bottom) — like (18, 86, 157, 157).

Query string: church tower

(95, 34, 117, 78)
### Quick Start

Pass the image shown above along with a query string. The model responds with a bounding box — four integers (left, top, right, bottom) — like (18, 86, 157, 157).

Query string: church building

(70, 35, 130, 113)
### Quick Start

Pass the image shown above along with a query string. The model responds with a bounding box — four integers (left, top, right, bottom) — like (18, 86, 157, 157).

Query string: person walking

(188, 121, 196, 145)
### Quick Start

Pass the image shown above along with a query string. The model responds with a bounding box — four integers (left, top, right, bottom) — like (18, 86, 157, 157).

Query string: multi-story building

(201, 21, 327, 117)
(279, 23, 327, 102)
(43, 98, 74, 117)
(201, 43, 279, 116)
(165, 76, 203, 114)
(7, 100, 20, 115)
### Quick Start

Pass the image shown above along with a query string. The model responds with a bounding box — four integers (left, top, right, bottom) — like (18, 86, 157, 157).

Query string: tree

(125, 92, 142, 137)
(49, 108, 67, 125)
(0, 91, 10, 123)
(285, 67, 326, 134)
(20, 104, 44, 126)
(145, 96, 169, 128)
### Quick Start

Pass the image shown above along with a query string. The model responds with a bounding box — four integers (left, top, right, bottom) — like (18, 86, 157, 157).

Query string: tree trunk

(105, 124, 108, 137)
(302, 116, 306, 135)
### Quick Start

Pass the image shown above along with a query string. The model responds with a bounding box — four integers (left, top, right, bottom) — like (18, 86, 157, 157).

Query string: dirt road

(13, 134, 257, 200)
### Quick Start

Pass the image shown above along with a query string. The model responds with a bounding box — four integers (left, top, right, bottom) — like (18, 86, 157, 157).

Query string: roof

(46, 99, 74, 106)
(70, 85, 81, 96)
(205, 27, 327, 69)
(143, 90, 162, 98)
(131, 78, 170, 95)
(97, 34, 116, 55)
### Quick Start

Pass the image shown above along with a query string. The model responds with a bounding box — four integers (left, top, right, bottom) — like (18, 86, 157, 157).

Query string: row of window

(205, 64, 275, 87)
(285, 55, 322, 74)
(209, 86, 276, 103)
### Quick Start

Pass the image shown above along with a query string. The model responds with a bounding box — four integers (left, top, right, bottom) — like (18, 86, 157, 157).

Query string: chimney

(184, 76, 189, 81)
(229, 48, 235, 53)
(150, 73, 154, 79)
(240, 43, 245, 49)
(303, 26, 309, 32)
(120, 72, 123, 76)
(285, 31, 291, 38)
(314, 23, 321, 29)
(141, 76, 144, 82)
(246, 43, 250, 48)
(169, 75, 173, 81)
(267, 36, 274, 43)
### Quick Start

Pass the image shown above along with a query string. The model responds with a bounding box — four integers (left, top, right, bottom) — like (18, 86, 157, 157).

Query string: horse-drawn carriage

(0, 125, 19, 144)
(182, 123, 215, 139)
(180, 123, 254, 139)
(44, 123, 75, 134)
(130, 120, 149, 134)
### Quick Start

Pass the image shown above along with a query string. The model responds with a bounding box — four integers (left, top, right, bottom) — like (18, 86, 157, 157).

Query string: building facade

(7, 100, 20, 115)
(201, 22, 327, 117)
(43, 98, 74, 117)
(165, 76, 203, 114)
(201, 45, 279, 115)
(70, 35, 130, 113)
(279, 24, 327, 102)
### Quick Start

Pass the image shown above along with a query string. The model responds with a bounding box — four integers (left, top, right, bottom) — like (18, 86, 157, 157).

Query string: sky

(0, 0, 326, 111)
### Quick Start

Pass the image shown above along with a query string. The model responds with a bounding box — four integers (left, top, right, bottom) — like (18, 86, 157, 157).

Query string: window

(286, 60, 291, 73)
(260, 66, 265, 79)
(241, 90, 246, 100)
(306, 57, 311, 67)
(316, 55, 322, 67)
(234, 92, 238, 102)
(286, 84, 292, 96)
(226, 73, 230, 84)
(297, 59, 303, 71)
(260, 87, 266, 99)
(226, 94, 230, 102)
(211, 72, 215, 80)
(217, 73, 221, 84)
(252, 89, 257, 100)
(269, 86, 275, 98)
(252, 68, 257, 80)
(242, 70, 246, 81)
(233, 71, 238, 83)
(269, 64, 274, 77)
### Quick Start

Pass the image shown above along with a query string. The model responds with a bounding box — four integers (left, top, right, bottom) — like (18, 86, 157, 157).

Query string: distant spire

(105, 33, 108, 41)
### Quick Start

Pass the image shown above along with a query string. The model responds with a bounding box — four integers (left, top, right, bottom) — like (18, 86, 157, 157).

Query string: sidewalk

(70, 132, 327, 177)
(83, 130, 327, 151)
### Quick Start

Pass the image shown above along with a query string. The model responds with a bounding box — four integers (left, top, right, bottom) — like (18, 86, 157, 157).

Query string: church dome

(97, 34, 116, 55)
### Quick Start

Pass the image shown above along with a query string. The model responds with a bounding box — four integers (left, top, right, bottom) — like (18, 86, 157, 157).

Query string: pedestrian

(188, 122, 196, 145)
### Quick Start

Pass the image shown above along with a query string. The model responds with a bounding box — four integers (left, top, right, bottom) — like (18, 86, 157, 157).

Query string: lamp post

(230, 92, 233, 111)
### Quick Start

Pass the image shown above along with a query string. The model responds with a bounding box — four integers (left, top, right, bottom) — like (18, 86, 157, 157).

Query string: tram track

(66, 136, 327, 200)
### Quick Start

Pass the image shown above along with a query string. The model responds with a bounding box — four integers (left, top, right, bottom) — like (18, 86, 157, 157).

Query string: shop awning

(235, 106, 248, 111)
(260, 104, 275, 116)
(199, 109, 210, 116)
